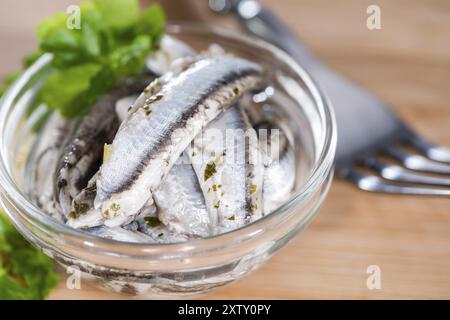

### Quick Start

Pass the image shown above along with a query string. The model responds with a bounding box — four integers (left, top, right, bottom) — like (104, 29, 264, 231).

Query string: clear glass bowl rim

(0, 23, 336, 256)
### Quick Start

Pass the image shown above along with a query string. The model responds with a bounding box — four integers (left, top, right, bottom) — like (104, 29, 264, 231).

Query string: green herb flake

(68, 211, 79, 219)
(110, 203, 120, 213)
(73, 201, 89, 215)
(204, 161, 217, 181)
(228, 215, 235, 221)
(249, 184, 257, 195)
(145, 93, 164, 105)
(144, 216, 161, 228)
(214, 201, 220, 209)
(232, 87, 239, 95)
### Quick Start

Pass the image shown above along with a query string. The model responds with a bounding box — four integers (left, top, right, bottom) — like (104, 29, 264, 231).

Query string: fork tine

(385, 146, 450, 174)
(347, 170, 450, 196)
(362, 157, 450, 186)
(408, 136, 450, 163)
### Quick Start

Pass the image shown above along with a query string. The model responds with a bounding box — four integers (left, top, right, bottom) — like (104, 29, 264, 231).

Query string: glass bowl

(0, 24, 336, 298)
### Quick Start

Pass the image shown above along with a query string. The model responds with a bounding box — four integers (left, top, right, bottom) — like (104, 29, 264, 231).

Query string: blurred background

(1, 0, 450, 299)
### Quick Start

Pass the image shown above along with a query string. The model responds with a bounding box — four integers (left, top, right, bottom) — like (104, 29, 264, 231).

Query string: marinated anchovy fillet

(54, 99, 118, 216)
(95, 56, 263, 227)
(55, 79, 151, 217)
(33, 111, 73, 221)
(154, 153, 211, 238)
(188, 106, 264, 233)
(256, 121, 296, 214)
(135, 195, 194, 243)
(66, 172, 102, 228)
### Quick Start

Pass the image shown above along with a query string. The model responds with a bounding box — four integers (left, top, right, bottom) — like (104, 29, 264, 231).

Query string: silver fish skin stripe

(153, 152, 212, 238)
(33, 111, 72, 221)
(188, 106, 264, 234)
(95, 56, 263, 227)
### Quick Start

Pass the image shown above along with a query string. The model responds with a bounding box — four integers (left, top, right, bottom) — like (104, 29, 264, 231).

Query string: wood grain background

(1, 0, 449, 299)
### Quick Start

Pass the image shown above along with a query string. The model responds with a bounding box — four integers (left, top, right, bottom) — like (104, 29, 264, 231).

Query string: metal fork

(209, 0, 450, 196)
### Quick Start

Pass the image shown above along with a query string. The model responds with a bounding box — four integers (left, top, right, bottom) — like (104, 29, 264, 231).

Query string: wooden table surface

(1, 0, 450, 299)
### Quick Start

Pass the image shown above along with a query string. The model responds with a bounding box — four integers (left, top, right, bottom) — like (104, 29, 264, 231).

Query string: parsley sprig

(2, 0, 165, 117)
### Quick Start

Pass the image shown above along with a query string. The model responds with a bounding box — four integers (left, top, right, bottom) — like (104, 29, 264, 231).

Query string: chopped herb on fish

(144, 216, 161, 228)
(204, 162, 217, 181)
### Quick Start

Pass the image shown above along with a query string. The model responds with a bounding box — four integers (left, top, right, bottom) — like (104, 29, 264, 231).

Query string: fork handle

(233, 2, 404, 168)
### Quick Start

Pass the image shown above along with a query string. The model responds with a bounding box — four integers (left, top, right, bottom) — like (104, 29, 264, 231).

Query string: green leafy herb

(204, 161, 217, 181)
(38, 63, 102, 117)
(0, 212, 59, 300)
(93, 0, 139, 31)
(1, 0, 165, 118)
(144, 216, 161, 228)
